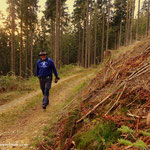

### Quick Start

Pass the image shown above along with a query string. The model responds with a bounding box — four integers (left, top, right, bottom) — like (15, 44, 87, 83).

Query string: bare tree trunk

(128, 0, 131, 42)
(125, 0, 129, 45)
(85, 0, 89, 68)
(55, 0, 60, 68)
(106, 0, 110, 50)
(25, 24, 29, 77)
(68, 46, 69, 65)
(130, 0, 135, 43)
(11, 1, 15, 74)
(51, 20, 55, 60)
(19, 14, 23, 77)
(118, 20, 122, 48)
(94, 2, 97, 65)
(58, 0, 63, 68)
(101, 11, 105, 62)
(78, 25, 81, 66)
(88, 5, 91, 68)
(30, 28, 33, 77)
(82, 21, 85, 67)
(115, 31, 118, 49)
(147, 0, 150, 36)
(136, 0, 140, 41)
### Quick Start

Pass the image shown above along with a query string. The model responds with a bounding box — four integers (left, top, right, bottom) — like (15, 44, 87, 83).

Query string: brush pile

(75, 38, 150, 150)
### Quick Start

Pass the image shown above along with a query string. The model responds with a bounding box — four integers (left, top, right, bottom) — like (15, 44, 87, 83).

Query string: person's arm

(51, 60, 58, 78)
(50, 60, 60, 82)
(36, 61, 39, 77)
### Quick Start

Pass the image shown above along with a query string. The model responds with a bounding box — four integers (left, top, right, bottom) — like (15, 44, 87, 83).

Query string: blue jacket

(36, 57, 58, 78)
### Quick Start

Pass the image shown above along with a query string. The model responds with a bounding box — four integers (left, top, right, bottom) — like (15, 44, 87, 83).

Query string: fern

(118, 126, 135, 134)
(118, 139, 132, 146)
(133, 140, 147, 149)
(139, 130, 150, 137)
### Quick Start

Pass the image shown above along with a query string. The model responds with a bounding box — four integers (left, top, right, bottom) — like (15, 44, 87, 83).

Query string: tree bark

(51, 20, 55, 60)
(94, 2, 97, 65)
(130, 0, 135, 44)
(101, 11, 105, 62)
(82, 21, 85, 67)
(88, 2, 91, 68)
(136, 0, 140, 41)
(78, 25, 81, 66)
(30, 25, 33, 77)
(19, 14, 23, 77)
(25, 23, 29, 77)
(128, 0, 131, 42)
(55, 0, 60, 68)
(147, 0, 150, 36)
(11, 0, 15, 74)
(85, 0, 89, 68)
(125, 0, 129, 45)
(106, 0, 110, 50)
(118, 20, 122, 48)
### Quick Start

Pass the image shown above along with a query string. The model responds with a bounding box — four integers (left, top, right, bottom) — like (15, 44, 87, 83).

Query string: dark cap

(38, 50, 48, 56)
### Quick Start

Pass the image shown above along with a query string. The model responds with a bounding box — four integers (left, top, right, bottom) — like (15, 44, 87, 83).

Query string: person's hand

(55, 77, 60, 83)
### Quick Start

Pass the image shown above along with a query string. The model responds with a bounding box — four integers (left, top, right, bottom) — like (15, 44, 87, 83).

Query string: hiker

(36, 50, 60, 109)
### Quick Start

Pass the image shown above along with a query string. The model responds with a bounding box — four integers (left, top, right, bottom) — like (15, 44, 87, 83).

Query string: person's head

(39, 50, 48, 60)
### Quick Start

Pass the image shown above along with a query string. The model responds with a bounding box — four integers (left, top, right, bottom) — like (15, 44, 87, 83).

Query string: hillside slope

(38, 38, 150, 150)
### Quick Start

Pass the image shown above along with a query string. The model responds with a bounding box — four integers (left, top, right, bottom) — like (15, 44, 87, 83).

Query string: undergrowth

(117, 126, 149, 149)
(74, 121, 121, 150)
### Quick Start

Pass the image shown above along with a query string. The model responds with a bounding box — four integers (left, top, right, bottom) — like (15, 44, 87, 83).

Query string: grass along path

(0, 71, 90, 114)
(0, 68, 96, 150)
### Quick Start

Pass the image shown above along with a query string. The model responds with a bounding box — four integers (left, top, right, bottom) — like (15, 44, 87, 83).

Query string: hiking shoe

(43, 106, 46, 109)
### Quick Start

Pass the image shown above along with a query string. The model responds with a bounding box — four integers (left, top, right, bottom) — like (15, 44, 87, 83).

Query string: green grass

(0, 65, 89, 105)
(58, 64, 86, 78)
(0, 76, 39, 105)
(74, 121, 121, 150)
(65, 81, 87, 104)
(0, 94, 42, 130)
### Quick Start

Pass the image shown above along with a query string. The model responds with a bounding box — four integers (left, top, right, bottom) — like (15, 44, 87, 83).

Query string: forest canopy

(0, 0, 149, 77)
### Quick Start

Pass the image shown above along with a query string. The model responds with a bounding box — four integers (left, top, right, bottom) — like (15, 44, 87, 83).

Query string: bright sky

(0, 0, 145, 23)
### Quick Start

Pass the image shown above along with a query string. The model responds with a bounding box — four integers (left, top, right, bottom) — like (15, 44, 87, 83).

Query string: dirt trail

(0, 71, 95, 150)
(0, 73, 85, 114)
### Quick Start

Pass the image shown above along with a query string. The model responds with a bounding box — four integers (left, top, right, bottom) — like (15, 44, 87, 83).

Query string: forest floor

(0, 68, 97, 150)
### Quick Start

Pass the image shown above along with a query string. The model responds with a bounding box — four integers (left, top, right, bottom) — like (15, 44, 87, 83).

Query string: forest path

(0, 72, 86, 114)
(0, 69, 96, 150)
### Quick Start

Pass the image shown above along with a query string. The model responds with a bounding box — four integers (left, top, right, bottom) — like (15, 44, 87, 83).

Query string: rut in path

(0, 73, 85, 114)
(0, 72, 95, 150)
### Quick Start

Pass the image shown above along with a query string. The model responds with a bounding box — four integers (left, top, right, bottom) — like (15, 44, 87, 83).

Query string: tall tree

(125, 0, 129, 45)
(7, 0, 16, 74)
(136, 0, 140, 40)
(147, 0, 150, 36)
(94, 1, 98, 65)
(55, 0, 60, 68)
(101, 10, 105, 62)
(130, 0, 135, 44)
(85, 0, 89, 68)
(106, 0, 111, 50)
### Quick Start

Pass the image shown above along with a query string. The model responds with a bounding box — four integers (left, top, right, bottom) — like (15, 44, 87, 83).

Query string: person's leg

(42, 76, 52, 108)
(39, 78, 45, 95)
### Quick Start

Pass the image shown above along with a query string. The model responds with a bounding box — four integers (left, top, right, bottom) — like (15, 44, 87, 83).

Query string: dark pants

(39, 76, 52, 108)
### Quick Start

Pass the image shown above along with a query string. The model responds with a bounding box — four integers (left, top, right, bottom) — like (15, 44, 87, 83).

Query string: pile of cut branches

(74, 39, 150, 149)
